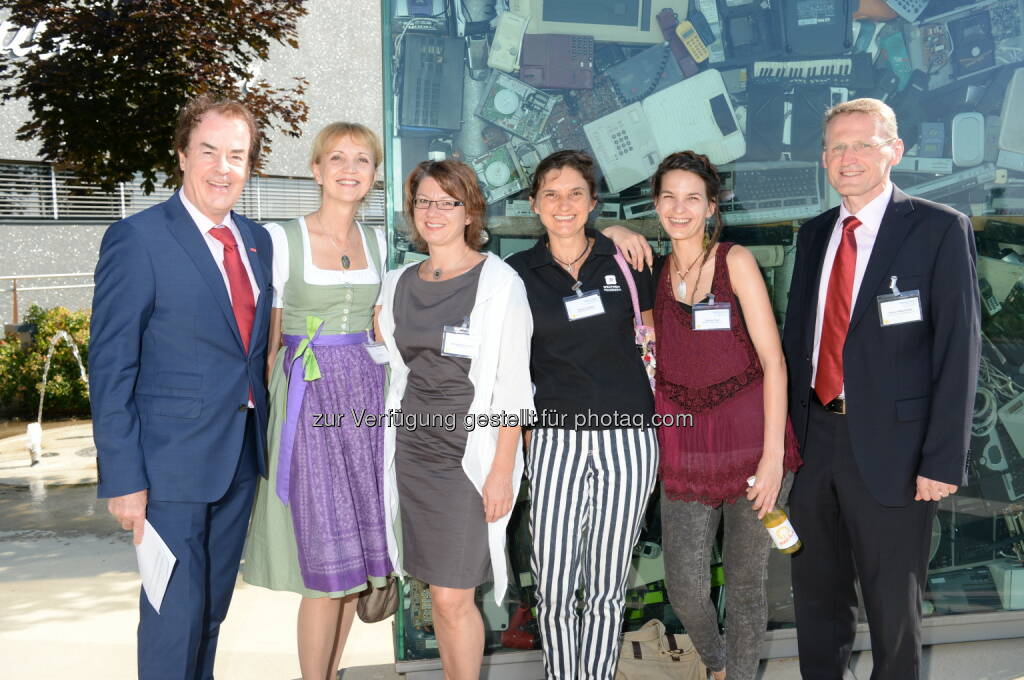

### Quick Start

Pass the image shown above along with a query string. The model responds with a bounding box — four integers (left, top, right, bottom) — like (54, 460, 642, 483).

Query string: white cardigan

(377, 252, 535, 604)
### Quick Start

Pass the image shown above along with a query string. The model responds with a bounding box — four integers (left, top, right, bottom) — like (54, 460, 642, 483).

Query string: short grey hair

(822, 98, 899, 146)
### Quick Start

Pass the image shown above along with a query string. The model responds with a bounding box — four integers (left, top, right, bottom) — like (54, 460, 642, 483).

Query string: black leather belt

(817, 393, 846, 415)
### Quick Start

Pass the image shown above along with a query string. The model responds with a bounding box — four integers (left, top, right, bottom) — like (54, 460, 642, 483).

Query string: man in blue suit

(90, 95, 273, 679)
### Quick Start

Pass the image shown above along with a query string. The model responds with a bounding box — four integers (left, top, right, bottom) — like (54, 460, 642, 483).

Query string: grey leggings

(661, 472, 794, 679)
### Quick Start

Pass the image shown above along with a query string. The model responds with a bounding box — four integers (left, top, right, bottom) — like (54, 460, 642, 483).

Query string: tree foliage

(0, 305, 91, 419)
(0, 0, 309, 193)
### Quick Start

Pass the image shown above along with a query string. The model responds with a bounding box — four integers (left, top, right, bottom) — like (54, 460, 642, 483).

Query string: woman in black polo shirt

(505, 150, 658, 680)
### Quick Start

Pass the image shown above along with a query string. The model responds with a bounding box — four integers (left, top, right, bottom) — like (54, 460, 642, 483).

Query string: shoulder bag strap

(612, 247, 643, 327)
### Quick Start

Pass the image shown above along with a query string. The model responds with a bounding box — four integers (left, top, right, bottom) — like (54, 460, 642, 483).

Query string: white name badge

(441, 325, 479, 359)
(877, 290, 923, 326)
(363, 341, 390, 365)
(692, 302, 732, 331)
(563, 289, 605, 321)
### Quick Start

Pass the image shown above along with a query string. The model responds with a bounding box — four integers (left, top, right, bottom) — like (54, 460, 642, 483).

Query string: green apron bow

(294, 315, 324, 382)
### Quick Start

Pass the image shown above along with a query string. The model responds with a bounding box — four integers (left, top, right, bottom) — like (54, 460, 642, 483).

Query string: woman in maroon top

(652, 151, 801, 680)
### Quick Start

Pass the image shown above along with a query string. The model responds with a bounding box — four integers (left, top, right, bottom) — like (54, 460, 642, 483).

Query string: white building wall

(260, 0, 385, 177)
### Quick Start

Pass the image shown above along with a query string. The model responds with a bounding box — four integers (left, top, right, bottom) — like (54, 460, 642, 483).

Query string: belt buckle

(824, 397, 846, 415)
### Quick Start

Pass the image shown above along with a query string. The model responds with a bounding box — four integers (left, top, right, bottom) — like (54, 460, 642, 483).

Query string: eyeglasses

(413, 197, 465, 211)
(825, 138, 897, 158)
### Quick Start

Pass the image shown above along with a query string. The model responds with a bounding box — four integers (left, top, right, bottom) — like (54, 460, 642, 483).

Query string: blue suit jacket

(90, 192, 272, 503)
(782, 188, 981, 506)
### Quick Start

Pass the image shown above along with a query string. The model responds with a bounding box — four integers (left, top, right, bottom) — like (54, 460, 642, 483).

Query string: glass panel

(382, 0, 1024, 663)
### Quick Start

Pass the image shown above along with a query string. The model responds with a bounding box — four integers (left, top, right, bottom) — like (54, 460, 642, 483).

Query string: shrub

(0, 305, 91, 419)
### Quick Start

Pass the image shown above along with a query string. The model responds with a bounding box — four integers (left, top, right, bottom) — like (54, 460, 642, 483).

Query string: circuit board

(476, 71, 558, 142)
(469, 143, 527, 204)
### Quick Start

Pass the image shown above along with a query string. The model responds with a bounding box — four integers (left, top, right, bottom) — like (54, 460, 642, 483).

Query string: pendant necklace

(428, 248, 473, 280)
(550, 238, 591, 278)
(313, 212, 353, 269)
(673, 249, 705, 302)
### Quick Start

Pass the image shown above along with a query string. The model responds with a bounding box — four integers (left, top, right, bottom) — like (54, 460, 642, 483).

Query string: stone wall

(0, 223, 106, 325)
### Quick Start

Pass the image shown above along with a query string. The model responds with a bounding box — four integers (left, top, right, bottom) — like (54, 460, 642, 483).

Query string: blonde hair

(822, 98, 899, 145)
(310, 122, 383, 169)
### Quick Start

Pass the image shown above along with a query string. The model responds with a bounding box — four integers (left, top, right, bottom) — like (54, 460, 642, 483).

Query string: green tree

(0, 0, 309, 193)
(0, 305, 91, 419)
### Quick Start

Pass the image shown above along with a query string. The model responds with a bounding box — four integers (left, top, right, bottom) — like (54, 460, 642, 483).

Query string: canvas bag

(614, 619, 707, 680)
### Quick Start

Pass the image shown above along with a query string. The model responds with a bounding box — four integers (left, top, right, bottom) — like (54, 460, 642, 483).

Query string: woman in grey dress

(375, 160, 535, 679)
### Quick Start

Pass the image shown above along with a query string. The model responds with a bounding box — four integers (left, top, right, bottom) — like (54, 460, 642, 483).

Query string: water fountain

(27, 330, 89, 466)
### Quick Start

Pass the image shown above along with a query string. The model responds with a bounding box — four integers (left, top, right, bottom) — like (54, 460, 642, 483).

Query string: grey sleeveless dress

(393, 260, 491, 588)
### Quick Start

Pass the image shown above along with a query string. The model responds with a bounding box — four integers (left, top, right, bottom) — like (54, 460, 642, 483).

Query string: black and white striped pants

(527, 427, 659, 680)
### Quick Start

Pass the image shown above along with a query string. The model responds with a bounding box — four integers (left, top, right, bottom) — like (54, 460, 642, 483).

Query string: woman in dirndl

(244, 122, 393, 680)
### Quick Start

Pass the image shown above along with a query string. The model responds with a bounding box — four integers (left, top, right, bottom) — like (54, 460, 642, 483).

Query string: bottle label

(767, 519, 799, 550)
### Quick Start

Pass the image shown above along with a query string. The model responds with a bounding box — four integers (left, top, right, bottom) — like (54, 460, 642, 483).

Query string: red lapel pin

(249, 247, 257, 253)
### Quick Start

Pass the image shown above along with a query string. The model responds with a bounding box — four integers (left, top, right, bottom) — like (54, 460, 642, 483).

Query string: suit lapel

(801, 207, 840, 352)
(163, 193, 245, 352)
(848, 188, 916, 333)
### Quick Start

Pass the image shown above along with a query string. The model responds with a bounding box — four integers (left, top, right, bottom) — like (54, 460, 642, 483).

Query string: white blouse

(262, 217, 387, 308)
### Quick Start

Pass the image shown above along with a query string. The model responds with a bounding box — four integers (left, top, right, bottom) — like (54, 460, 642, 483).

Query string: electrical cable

(973, 385, 998, 437)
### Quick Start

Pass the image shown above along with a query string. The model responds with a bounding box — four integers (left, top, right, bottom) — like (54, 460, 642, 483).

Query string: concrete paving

(1, 422, 1022, 679)
(0, 421, 395, 679)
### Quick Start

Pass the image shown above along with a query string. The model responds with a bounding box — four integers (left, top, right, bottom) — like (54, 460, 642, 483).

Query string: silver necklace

(549, 239, 591, 277)
(312, 212, 355, 269)
(427, 248, 473, 280)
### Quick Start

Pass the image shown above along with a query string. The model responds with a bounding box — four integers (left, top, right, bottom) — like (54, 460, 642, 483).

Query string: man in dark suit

(90, 95, 273, 679)
(782, 98, 980, 679)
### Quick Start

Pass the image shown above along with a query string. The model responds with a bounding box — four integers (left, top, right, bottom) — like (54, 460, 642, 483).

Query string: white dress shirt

(811, 182, 894, 392)
(180, 190, 260, 407)
(180, 190, 260, 305)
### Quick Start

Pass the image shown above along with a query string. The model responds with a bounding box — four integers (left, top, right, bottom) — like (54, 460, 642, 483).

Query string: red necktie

(815, 216, 862, 405)
(209, 226, 255, 353)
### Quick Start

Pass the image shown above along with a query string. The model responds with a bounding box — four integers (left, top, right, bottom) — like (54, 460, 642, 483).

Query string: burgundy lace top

(654, 242, 801, 505)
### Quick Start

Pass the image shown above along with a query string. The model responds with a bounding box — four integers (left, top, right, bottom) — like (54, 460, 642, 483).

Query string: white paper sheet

(134, 519, 176, 614)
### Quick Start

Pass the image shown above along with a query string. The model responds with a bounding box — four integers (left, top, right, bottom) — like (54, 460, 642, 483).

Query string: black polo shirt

(506, 229, 655, 430)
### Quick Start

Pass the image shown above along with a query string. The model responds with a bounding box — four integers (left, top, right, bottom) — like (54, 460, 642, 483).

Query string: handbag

(614, 619, 707, 680)
(613, 249, 656, 392)
(356, 575, 399, 623)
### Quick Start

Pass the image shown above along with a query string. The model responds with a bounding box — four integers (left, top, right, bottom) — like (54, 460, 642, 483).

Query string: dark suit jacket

(90, 192, 272, 503)
(782, 188, 981, 506)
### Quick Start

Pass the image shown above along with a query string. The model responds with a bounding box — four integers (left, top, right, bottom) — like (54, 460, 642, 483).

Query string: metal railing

(0, 161, 388, 224)
(0, 273, 94, 324)
(1, 182, 387, 324)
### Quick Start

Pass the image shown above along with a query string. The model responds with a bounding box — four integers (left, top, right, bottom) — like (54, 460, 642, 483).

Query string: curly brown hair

(404, 160, 486, 252)
(174, 95, 261, 175)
